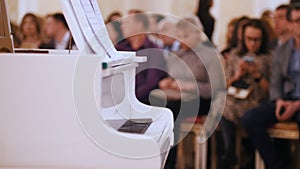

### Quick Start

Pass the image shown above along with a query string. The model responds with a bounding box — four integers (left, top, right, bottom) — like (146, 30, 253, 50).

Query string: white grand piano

(0, 0, 174, 168)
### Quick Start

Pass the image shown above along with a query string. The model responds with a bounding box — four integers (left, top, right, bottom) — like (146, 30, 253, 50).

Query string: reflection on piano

(0, 0, 174, 168)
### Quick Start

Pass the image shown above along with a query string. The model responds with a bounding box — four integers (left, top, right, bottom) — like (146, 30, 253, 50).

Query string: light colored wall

(6, 0, 291, 50)
(7, 0, 18, 23)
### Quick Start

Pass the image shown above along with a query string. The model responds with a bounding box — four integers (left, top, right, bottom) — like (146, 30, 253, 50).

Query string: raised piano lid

(0, 0, 13, 53)
(60, 0, 121, 58)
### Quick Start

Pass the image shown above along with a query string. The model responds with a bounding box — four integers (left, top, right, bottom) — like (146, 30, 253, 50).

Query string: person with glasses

(242, 4, 300, 169)
(220, 18, 272, 169)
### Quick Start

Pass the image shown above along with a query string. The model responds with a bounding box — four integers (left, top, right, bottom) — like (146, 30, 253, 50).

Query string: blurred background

(6, 0, 292, 50)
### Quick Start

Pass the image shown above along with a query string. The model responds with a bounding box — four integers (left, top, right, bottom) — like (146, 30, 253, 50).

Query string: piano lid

(0, 0, 13, 53)
(60, 0, 121, 58)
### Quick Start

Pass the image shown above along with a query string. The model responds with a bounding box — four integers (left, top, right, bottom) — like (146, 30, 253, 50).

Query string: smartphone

(242, 56, 255, 62)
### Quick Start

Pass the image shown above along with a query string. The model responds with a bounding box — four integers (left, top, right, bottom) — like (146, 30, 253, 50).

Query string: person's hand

(276, 99, 299, 121)
(169, 79, 197, 92)
(159, 77, 173, 90)
(247, 62, 261, 79)
(232, 60, 247, 80)
(170, 80, 180, 91)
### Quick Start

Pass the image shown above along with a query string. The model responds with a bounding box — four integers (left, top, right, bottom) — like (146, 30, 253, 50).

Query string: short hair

(176, 15, 203, 33)
(51, 13, 69, 30)
(151, 14, 165, 24)
(106, 11, 122, 23)
(287, 3, 300, 21)
(276, 4, 289, 11)
(157, 18, 177, 37)
(128, 9, 149, 29)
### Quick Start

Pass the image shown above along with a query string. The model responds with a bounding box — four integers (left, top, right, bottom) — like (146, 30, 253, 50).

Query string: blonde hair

(176, 15, 207, 42)
(177, 15, 204, 33)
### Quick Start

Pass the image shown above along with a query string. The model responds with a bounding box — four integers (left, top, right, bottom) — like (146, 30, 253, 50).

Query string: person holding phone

(220, 18, 272, 168)
(242, 4, 300, 169)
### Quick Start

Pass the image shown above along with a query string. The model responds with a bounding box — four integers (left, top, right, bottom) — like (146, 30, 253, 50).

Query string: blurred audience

(19, 13, 45, 48)
(156, 18, 180, 58)
(220, 19, 272, 169)
(10, 21, 21, 48)
(116, 9, 166, 104)
(270, 4, 292, 49)
(105, 11, 122, 23)
(261, 9, 278, 46)
(106, 21, 123, 45)
(221, 18, 238, 59)
(196, 0, 215, 41)
(39, 13, 76, 50)
(229, 16, 251, 52)
(148, 14, 165, 46)
(242, 4, 300, 169)
(151, 15, 213, 169)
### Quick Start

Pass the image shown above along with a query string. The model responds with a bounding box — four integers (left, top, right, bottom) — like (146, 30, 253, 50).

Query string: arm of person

(169, 79, 211, 99)
(251, 70, 269, 93)
(227, 59, 252, 87)
(136, 69, 166, 102)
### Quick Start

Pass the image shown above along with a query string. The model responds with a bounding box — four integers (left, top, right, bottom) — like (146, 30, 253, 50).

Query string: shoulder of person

(272, 38, 293, 61)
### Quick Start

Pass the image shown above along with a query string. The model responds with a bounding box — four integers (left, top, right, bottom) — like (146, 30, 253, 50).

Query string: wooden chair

(255, 122, 299, 169)
(177, 116, 217, 169)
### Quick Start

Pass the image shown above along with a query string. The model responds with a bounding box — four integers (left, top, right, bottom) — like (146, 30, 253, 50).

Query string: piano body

(0, 0, 174, 168)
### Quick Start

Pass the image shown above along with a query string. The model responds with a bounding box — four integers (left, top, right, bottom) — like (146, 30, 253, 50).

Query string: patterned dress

(223, 50, 272, 124)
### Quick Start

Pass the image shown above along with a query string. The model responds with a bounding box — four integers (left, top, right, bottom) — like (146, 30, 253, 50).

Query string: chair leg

(210, 133, 217, 169)
(177, 132, 185, 169)
(195, 135, 207, 169)
(235, 132, 241, 169)
(195, 135, 200, 169)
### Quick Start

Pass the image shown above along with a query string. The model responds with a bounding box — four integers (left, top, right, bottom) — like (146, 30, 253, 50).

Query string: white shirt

(55, 31, 70, 50)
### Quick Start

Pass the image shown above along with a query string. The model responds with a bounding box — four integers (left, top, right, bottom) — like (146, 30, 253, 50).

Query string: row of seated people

(219, 3, 300, 169)
(11, 12, 75, 50)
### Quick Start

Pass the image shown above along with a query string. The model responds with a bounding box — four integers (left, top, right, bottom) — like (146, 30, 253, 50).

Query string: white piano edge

(0, 51, 173, 169)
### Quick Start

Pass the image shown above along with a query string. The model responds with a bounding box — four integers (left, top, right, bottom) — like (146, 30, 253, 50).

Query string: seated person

(19, 13, 45, 48)
(150, 15, 213, 169)
(220, 18, 272, 168)
(242, 4, 300, 169)
(156, 18, 181, 55)
(116, 10, 166, 104)
(39, 13, 76, 50)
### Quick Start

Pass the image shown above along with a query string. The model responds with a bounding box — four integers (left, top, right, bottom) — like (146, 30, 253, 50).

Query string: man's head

(157, 18, 177, 46)
(273, 4, 290, 36)
(121, 10, 149, 38)
(176, 15, 203, 49)
(287, 3, 300, 38)
(45, 13, 68, 39)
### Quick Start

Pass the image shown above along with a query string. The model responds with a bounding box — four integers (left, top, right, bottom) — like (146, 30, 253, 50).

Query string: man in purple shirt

(116, 10, 166, 104)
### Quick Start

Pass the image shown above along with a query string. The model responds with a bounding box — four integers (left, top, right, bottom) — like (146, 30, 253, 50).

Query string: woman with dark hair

(229, 16, 250, 51)
(19, 13, 45, 48)
(221, 16, 250, 62)
(220, 19, 272, 169)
